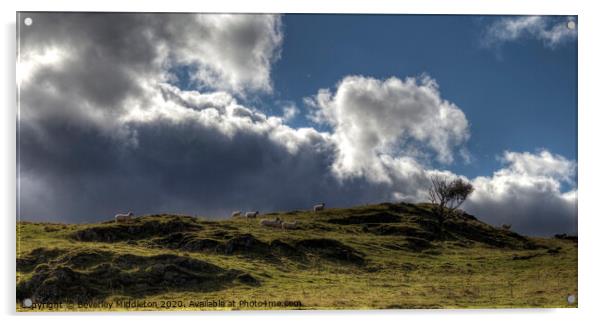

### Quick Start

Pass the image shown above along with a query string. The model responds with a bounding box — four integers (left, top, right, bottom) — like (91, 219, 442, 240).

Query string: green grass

(16, 202, 578, 311)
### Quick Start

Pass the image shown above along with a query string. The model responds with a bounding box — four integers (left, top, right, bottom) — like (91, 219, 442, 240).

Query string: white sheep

(115, 211, 134, 223)
(245, 211, 259, 219)
(260, 217, 282, 228)
(313, 202, 325, 212)
(231, 211, 242, 218)
(281, 220, 298, 230)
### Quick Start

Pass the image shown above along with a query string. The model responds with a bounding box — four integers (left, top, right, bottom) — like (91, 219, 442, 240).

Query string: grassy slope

(16, 202, 578, 311)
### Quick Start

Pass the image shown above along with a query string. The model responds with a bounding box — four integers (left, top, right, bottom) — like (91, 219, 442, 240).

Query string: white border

(2, 1, 600, 323)
(5, 0, 584, 14)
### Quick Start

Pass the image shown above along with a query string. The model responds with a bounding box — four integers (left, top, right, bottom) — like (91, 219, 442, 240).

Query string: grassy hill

(16, 202, 577, 311)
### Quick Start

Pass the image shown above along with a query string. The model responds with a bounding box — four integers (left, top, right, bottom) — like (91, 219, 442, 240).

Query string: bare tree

(428, 175, 474, 237)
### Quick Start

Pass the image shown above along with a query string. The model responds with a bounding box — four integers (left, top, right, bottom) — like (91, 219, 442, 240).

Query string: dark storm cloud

(17, 13, 577, 236)
(20, 13, 161, 111)
(18, 99, 413, 223)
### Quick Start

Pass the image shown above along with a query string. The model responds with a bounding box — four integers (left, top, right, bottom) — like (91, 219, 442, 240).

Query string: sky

(17, 13, 577, 236)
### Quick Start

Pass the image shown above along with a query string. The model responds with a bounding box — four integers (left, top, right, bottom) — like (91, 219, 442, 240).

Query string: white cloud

(307, 75, 470, 182)
(17, 46, 70, 85)
(502, 150, 576, 183)
(167, 14, 283, 95)
(282, 104, 299, 122)
(464, 150, 577, 236)
(483, 16, 577, 49)
(122, 82, 333, 156)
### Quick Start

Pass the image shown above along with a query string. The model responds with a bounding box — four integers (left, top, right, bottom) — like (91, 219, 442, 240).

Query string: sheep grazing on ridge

(245, 211, 259, 219)
(231, 211, 242, 218)
(313, 202, 325, 212)
(501, 224, 512, 230)
(281, 220, 298, 230)
(260, 217, 282, 228)
(115, 212, 134, 223)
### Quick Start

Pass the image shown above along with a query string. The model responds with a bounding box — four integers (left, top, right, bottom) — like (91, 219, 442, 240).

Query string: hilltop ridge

(16, 201, 577, 310)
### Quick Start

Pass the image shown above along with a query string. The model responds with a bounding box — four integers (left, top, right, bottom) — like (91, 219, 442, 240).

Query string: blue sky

(262, 14, 577, 180)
